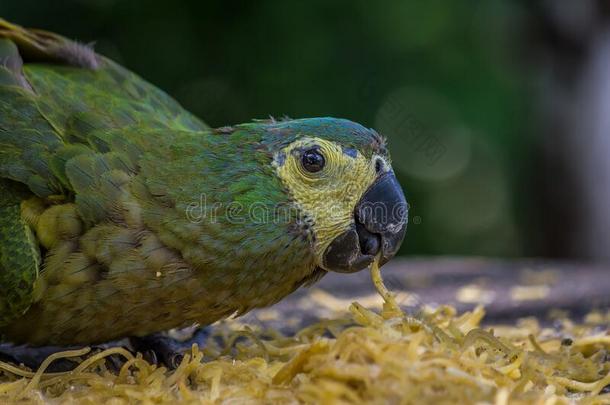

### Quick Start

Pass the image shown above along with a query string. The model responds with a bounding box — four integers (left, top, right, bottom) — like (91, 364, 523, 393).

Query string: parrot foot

(129, 327, 210, 370)
(129, 334, 184, 369)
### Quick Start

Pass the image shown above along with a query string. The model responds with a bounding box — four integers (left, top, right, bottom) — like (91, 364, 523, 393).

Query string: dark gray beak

(322, 172, 408, 273)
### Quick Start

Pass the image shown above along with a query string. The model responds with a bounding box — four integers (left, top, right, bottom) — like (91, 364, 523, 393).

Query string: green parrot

(0, 19, 407, 358)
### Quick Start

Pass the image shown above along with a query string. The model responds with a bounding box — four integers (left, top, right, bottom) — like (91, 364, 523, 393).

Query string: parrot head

(259, 117, 408, 273)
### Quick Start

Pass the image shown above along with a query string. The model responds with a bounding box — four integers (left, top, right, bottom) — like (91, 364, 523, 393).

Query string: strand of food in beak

(369, 255, 402, 318)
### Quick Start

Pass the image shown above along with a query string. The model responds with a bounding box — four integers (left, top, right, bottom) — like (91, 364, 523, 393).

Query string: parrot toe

(129, 327, 211, 370)
(129, 334, 184, 369)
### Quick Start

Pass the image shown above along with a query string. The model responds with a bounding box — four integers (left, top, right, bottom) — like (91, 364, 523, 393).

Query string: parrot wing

(0, 19, 209, 326)
(0, 18, 209, 199)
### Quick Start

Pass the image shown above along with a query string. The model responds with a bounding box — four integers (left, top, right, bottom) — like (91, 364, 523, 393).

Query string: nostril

(375, 158, 384, 174)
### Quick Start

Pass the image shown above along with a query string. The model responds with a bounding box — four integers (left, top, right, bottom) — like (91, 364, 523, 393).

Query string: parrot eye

(302, 149, 326, 173)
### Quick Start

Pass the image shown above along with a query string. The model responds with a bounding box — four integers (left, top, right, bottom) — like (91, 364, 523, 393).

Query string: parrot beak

(322, 171, 408, 273)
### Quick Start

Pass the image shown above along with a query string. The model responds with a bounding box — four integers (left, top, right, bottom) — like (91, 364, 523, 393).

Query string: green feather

(0, 19, 387, 345)
(0, 179, 40, 328)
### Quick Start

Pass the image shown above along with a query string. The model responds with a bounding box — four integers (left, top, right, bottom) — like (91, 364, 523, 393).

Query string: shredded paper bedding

(0, 260, 609, 404)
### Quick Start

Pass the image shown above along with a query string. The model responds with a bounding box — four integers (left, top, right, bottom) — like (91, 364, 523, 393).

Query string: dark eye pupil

(302, 149, 325, 172)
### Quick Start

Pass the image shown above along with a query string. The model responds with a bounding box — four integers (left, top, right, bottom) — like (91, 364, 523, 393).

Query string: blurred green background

(5, 1, 605, 260)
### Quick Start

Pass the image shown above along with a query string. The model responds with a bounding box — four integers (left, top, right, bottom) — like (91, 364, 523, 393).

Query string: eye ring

(302, 149, 326, 173)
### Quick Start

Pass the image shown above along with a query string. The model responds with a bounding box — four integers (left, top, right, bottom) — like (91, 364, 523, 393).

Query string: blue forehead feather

(342, 147, 358, 158)
(251, 117, 386, 157)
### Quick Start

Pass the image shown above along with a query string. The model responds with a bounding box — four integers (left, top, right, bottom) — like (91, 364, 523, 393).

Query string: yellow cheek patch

(274, 138, 378, 263)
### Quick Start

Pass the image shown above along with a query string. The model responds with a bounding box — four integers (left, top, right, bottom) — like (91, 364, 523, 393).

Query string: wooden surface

(242, 257, 610, 330)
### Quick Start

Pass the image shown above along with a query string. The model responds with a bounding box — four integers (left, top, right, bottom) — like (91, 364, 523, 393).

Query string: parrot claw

(129, 334, 184, 369)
